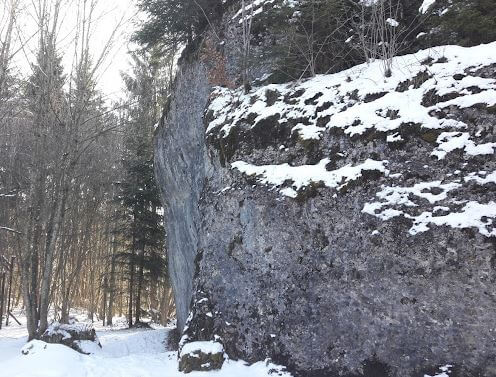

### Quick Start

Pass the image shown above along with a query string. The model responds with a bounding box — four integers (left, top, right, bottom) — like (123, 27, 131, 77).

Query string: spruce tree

(134, 0, 224, 50)
(118, 52, 165, 327)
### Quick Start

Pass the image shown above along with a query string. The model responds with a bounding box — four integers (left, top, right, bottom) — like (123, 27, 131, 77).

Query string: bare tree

(1, 0, 174, 337)
(0, 0, 20, 96)
(240, 0, 255, 92)
(353, 0, 402, 77)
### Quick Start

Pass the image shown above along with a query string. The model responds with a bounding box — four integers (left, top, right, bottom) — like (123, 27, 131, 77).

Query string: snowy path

(0, 319, 174, 377)
(0, 311, 290, 377)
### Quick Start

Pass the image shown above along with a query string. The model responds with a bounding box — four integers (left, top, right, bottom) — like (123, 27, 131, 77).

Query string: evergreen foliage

(270, 0, 359, 79)
(133, 0, 494, 88)
(426, 0, 496, 47)
(117, 52, 166, 325)
(134, 0, 224, 51)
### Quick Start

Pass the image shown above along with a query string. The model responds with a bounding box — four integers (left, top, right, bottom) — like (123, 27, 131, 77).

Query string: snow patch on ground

(0, 309, 291, 377)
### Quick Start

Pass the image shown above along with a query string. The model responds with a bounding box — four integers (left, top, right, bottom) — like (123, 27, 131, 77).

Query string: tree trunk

(5, 256, 15, 326)
(0, 272, 6, 329)
(102, 276, 107, 326)
(61, 293, 70, 323)
(39, 178, 69, 334)
(21, 256, 37, 340)
(107, 251, 116, 326)
(22, 175, 44, 340)
(135, 245, 145, 323)
(150, 276, 158, 313)
(128, 225, 136, 327)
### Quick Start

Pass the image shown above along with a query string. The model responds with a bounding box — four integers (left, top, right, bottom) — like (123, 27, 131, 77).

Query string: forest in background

(0, 0, 176, 340)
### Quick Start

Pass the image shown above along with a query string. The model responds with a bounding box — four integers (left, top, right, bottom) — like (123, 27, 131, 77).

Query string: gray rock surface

(155, 46, 496, 376)
(154, 64, 210, 332)
(178, 338, 225, 373)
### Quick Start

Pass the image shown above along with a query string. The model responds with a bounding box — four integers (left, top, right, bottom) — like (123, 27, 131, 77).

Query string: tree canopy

(134, 0, 224, 50)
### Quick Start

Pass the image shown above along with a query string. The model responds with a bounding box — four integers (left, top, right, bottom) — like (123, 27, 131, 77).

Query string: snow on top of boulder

(207, 42, 496, 139)
(44, 322, 77, 340)
(232, 159, 388, 198)
(180, 341, 224, 357)
(363, 175, 496, 237)
(44, 321, 95, 338)
(19, 340, 83, 374)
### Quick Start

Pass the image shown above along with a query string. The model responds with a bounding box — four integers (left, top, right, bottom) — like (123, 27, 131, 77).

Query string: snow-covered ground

(0, 309, 290, 377)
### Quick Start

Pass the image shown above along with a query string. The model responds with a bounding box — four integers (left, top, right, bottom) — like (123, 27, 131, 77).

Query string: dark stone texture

(154, 58, 496, 376)
(179, 348, 224, 373)
(154, 64, 211, 332)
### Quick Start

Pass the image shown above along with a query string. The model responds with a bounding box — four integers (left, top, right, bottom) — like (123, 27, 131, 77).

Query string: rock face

(155, 43, 496, 376)
(154, 64, 211, 332)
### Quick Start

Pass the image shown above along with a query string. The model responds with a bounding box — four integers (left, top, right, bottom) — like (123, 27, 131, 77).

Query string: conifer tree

(118, 52, 165, 326)
(134, 0, 224, 50)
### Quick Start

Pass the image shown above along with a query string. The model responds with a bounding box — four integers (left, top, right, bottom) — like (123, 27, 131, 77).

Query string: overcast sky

(88, 0, 139, 100)
(11, 0, 139, 102)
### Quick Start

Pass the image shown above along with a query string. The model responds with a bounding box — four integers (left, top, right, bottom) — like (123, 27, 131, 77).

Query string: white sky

(9, 0, 139, 102)
(86, 0, 139, 100)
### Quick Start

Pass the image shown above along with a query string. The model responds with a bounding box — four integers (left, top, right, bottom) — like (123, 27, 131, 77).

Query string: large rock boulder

(40, 322, 101, 354)
(156, 42, 496, 376)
